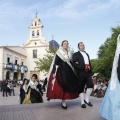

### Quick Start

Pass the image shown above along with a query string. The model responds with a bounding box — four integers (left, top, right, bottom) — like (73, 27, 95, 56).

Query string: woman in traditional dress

(20, 78, 28, 104)
(23, 74, 43, 104)
(47, 40, 79, 109)
(99, 34, 120, 120)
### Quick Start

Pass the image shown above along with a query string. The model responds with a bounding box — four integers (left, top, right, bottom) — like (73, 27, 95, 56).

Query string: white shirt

(80, 51, 89, 64)
(23, 85, 28, 93)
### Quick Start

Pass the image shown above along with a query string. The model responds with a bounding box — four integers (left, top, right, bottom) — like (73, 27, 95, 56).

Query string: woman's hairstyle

(61, 40, 68, 46)
(23, 78, 28, 85)
(78, 42, 84, 47)
(32, 74, 38, 79)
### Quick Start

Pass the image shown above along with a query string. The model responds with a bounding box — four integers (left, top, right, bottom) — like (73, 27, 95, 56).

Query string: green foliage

(91, 26, 120, 78)
(35, 47, 57, 74)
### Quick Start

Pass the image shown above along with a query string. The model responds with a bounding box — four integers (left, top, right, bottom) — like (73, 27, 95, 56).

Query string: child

(23, 74, 43, 104)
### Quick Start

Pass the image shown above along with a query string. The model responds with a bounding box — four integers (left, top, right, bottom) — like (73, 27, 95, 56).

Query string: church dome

(49, 40, 60, 49)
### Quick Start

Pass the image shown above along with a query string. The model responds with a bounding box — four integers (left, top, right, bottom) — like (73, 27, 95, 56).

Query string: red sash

(85, 64, 90, 73)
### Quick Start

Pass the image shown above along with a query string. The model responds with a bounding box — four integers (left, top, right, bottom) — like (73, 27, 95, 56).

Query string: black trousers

(3, 89, 7, 97)
(76, 71, 94, 93)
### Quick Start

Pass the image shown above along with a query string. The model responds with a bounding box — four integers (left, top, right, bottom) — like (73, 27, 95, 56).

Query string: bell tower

(28, 12, 46, 43)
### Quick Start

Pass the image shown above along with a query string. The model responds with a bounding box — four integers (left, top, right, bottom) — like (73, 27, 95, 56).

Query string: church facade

(0, 17, 49, 81)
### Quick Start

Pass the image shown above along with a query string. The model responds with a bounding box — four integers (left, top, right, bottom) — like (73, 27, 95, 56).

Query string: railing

(4, 63, 28, 73)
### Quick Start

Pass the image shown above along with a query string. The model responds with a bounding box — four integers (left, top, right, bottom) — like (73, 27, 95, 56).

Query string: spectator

(101, 83, 107, 97)
(42, 77, 47, 92)
(10, 81, 15, 96)
(2, 80, 8, 97)
(94, 82, 102, 97)
(7, 81, 11, 96)
(0, 80, 2, 91)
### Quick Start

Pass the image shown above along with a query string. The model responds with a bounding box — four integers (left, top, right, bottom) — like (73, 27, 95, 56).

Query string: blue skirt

(99, 80, 120, 120)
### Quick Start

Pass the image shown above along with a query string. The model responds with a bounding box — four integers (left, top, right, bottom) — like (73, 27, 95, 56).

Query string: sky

(0, 0, 120, 59)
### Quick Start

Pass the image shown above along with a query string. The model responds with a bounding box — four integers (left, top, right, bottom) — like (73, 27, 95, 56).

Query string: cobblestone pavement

(0, 87, 105, 120)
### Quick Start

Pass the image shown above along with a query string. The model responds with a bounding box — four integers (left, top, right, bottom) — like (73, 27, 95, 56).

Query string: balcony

(4, 63, 28, 73)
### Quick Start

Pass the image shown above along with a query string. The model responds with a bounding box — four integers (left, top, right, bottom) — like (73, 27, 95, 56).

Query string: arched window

(6, 71, 10, 79)
(37, 30, 39, 36)
(21, 73, 24, 80)
(32, 31, 34, 36)
(35, 22, 37, 26)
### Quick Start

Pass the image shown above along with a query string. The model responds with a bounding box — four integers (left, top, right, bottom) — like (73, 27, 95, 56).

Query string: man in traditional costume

(72, 42, 93, 108)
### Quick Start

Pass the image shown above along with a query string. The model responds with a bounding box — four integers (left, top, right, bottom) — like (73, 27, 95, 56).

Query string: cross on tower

(36, 10, 38, 18)
(52, 35, 54, 40)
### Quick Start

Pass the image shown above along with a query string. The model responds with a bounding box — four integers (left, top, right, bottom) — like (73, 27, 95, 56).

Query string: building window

(33, 50, 37, 58)
(7, 57, 10, 63)
(15, 60, 17, 65)
(6, 71, 10, 79)
(35, 22, 37, 26)
(35, 42, 37, 45)
(21, 73, 24, 80)
(32, 31, 34, 36)
(37, 30, 39, 36)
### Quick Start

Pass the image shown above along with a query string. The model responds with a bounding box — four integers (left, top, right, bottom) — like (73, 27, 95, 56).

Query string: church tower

(23, 13, 49, 80)
(28, 13, 46, 43)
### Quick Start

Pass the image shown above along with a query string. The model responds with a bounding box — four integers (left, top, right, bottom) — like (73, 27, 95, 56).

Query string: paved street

(0, 87, 48, 106)
(0, 87, 20, 106)
(0, 87, 105, 120)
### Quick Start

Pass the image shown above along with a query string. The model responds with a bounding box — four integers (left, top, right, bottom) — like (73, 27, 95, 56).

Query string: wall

(25, 45, 48, 80)
(2, 48, 27, 80)
(0, 48, 4, 80)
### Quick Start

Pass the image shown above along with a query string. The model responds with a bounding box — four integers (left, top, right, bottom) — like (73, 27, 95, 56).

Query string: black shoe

(47, 98, 50, 101)
(84, 100, 93, 107)
(61, 103, 67, 109)
(81, 104, 86, 108)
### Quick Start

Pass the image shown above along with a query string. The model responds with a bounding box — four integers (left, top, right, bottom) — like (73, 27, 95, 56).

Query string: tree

(35, 47, 57, 74)
(91, 59, 99, 74)
(91, 26, 120, 78)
